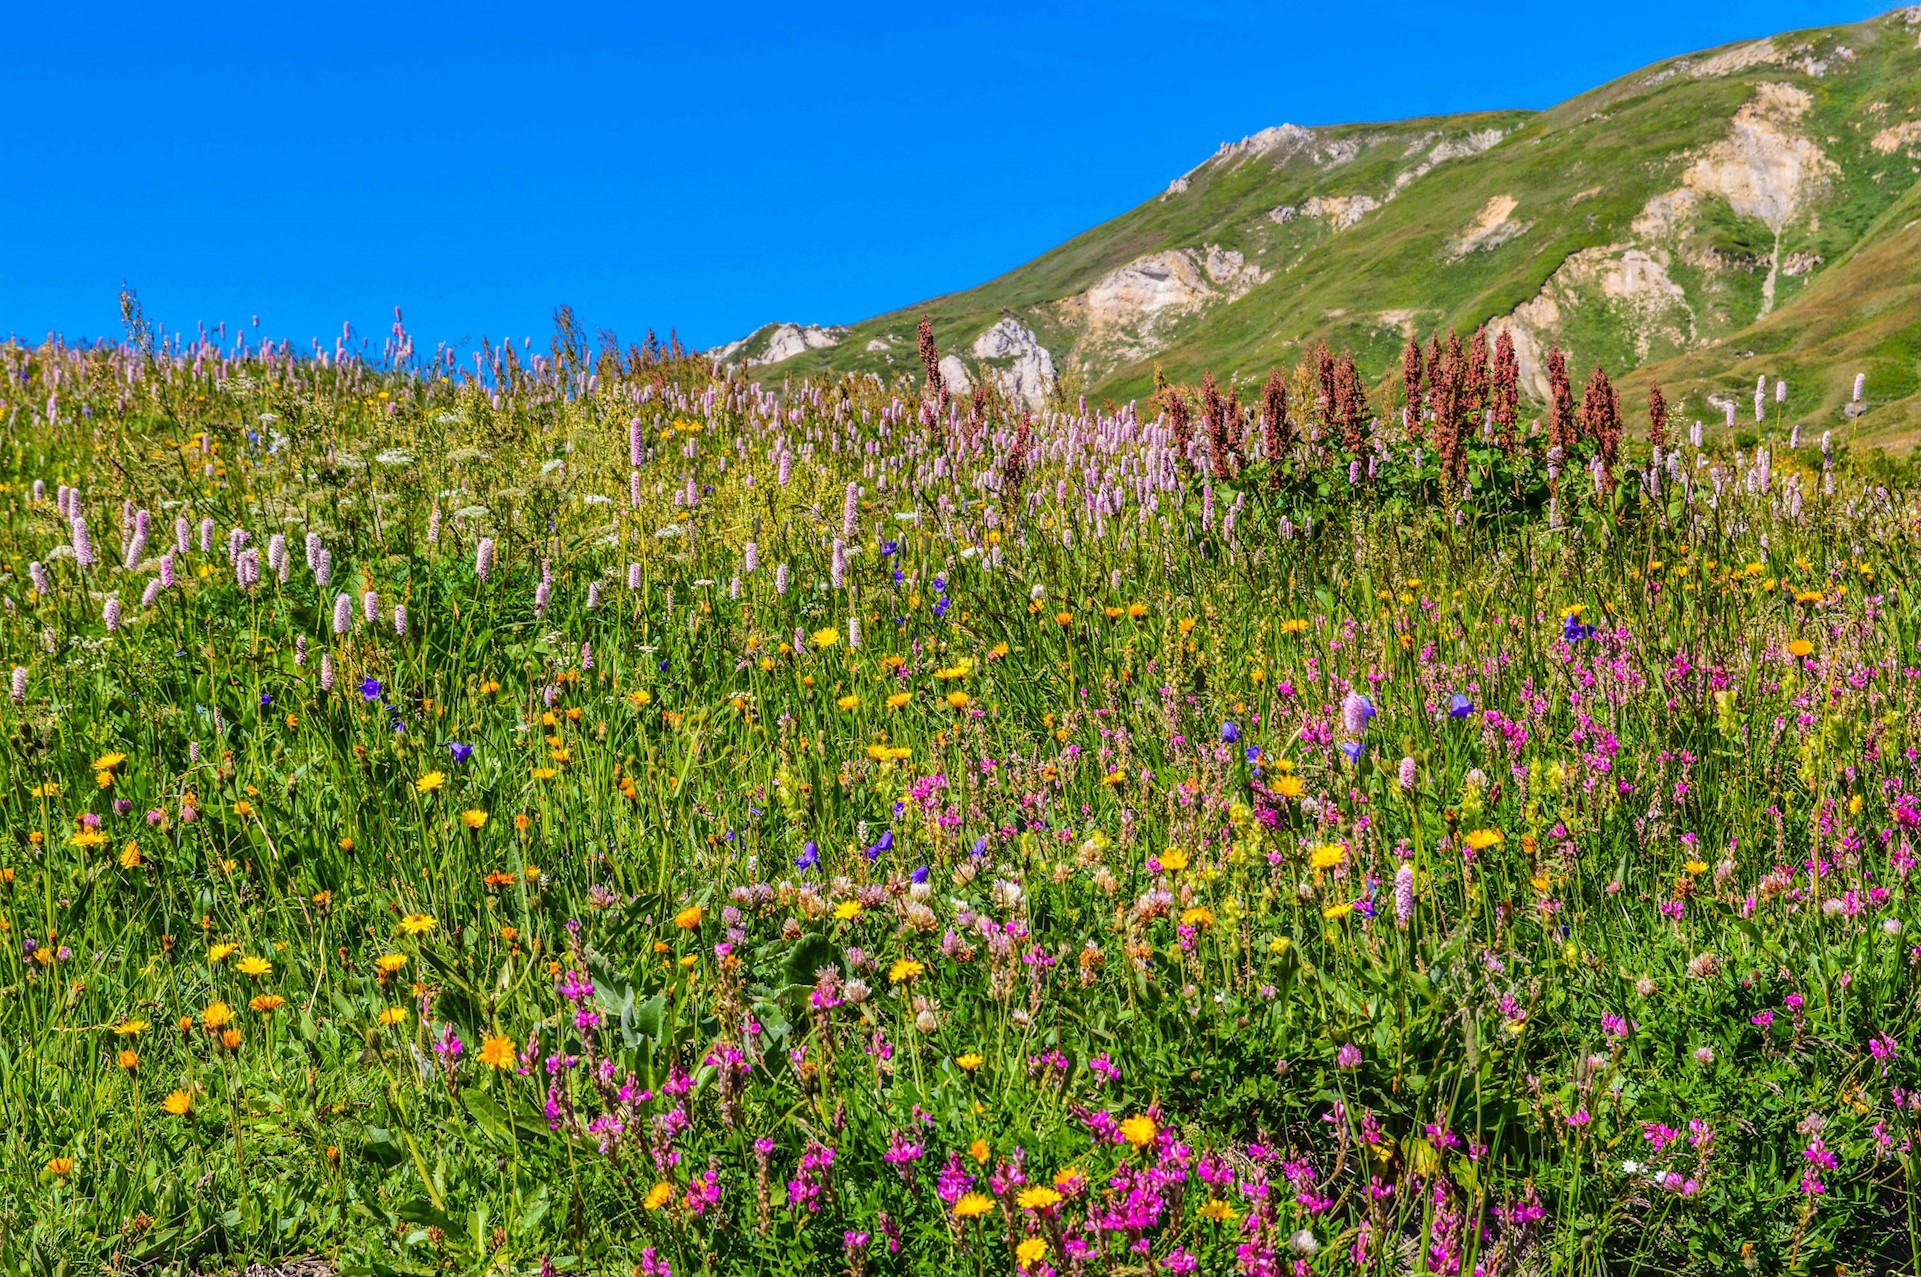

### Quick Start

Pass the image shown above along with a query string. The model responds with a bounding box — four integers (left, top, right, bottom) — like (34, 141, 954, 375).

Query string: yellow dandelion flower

(1158, 847, 1188, 872)
(479, 1034, 517, 1069)
(1787, 639, 1813, 658)
(162, 1089, 193, 1116)
(674, 905, 705, 930)
(956, 1052, 984, 1072)
(112, 1019, 150, 1036)
(1463, 829, 1504, 851)
(833, 900, 864, 921)
(1119, 1115, 1157, 1148)
(416, 771, 447, 794)
(207, 943, 238, 964)
(886, 692, 912, 709)
(250, 994, 287, 1014)
(399, 913, 437, 936)
(643, 1181, 674, 1211)
(811, 628, 839, 648)
(461, 809, 489, 829)
(952, 1192, 995, 1219)
(888, 958, 925, 984)
(1309, 843, 1347, 869)
(236, 956, 272, 978)
(837, 694, 861, 711)
(377, 1007, 410, 1025)
(1180, 906, 1214, 929)
(1017, 1238, 1047, 1269)
(1017, 1186, 1062, 1211)
(202, 1001, 234, 1029)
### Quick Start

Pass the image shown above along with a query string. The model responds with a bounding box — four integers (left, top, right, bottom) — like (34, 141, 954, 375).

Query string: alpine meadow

(11, 8, 1921, 1277)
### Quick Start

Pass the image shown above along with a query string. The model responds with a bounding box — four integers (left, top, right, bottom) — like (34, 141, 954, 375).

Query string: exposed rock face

(1391, 128, 1506, 193)
(711, 323, 843, 368)
(1496, 79, 1839, 364)
(969, 318, 1056, 410)
(1214, 124, 1346, 168)
(1682, 83, 1833, 233)
(755, 324, 842, 366)
(1491, 248, 1696, 397)
(1300, 194, 1379, 230)
(1872, 119, 1921, 156)
(1055, 246, 1268, 370)
(1447, 194, 1526, 259)
(1676, 82, 1835, 316)
(1689, 39, 1789, 79)
(936, 355, 972, 396)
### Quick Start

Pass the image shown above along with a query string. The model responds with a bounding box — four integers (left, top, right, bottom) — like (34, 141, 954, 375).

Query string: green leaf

(782, 933, 839, 987)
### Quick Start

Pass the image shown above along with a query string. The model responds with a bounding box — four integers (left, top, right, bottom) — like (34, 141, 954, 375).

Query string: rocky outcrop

(1666, 82, 1836, 316)
(1391, 129, 1506, 193)
(1872, 119, 1921, 156)
(1681, 83, 1833, 233)
(1299, 195, 1379, 231)
(937, 355, 972, 396)
(1491, 248, 1696, 397)
(1055, 246, 1268, 370)
(711, 323, 844, 368)
(1446, 195, 1527, 259)
(969, 319, 1056, 410)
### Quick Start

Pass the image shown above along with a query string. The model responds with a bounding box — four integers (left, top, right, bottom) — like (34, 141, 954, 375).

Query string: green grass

(5, 320, 1921, 1274)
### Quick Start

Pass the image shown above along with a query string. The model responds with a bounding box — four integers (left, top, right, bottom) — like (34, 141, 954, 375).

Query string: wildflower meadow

(5, 301, 1921, 1275)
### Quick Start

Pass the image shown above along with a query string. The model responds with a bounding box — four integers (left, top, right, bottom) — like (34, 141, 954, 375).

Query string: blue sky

(0, 1, 1884, 356)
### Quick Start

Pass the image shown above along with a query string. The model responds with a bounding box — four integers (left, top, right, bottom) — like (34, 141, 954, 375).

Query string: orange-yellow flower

(478, 1034, 517, 1069)
(952, 1192, 994, 1219)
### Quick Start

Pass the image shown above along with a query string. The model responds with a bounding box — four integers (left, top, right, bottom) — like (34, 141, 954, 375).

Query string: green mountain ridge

(724, 8, 1921, 450)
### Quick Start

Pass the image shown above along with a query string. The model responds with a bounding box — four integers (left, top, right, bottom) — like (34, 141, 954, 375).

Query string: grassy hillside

(747, 8, 1921, 449)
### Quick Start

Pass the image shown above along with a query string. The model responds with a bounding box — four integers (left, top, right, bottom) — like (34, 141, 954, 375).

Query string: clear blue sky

(0, 1, 1885, 356)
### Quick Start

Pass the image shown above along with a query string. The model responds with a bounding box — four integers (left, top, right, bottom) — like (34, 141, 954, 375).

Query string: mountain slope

(731, 8, 1921, 449)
